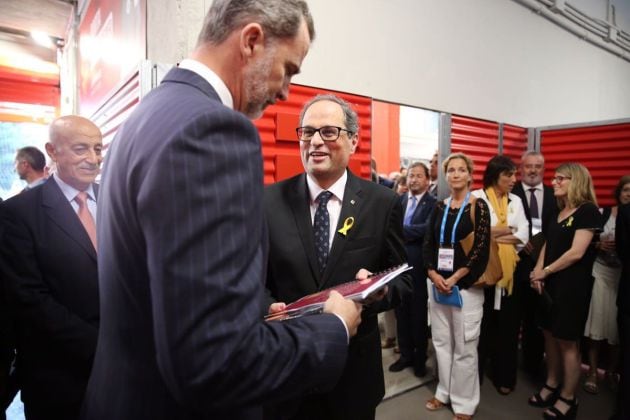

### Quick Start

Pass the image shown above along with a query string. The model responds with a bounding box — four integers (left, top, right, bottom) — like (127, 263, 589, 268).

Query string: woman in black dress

(528, 162, 600, 420)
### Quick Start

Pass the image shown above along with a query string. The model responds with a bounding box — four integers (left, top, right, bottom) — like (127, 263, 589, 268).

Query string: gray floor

(6, 345, 617, 420)
(377, 363, 617, 420)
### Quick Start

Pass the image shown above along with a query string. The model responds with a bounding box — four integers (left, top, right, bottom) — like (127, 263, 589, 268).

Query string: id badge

(437, 247, 454, 272)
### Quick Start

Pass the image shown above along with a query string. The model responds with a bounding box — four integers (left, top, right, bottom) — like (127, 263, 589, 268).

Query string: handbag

(432, 284, 463, 308)
(459, 197, 503, 287)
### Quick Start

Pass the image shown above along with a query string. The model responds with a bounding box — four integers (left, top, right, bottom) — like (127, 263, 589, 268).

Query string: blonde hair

(442, 152, 474, 186)
(554, 162, 598, 209)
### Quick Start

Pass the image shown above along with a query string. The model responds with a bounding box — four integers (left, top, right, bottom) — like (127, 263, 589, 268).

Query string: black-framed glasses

(551, 175, 572, 183)
(296, 126, 353, 142)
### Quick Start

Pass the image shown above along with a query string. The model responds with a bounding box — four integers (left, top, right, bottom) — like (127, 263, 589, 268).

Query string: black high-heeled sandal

(543, 395, 578, 420)
(528, 383, 560, 407)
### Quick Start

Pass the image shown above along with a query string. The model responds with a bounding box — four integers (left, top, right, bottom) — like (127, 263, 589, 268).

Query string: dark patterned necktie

(528, 188, 539, 219)
(314, 191, 333, 273)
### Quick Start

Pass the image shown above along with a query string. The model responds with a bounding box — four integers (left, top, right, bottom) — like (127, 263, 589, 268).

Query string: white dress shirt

(53, 173, 97, 219)
(306, 171, 347, 250)
(178, 59, 234, 109)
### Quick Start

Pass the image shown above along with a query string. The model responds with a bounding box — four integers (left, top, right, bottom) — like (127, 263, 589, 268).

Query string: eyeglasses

(551, 175, 572, 183)
(296, 126, 353, 142)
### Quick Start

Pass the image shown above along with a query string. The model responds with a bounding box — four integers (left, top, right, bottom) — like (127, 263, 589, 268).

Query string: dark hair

(299, 94, 359, 135)
(16, 146, 46, 171)
(408, 161, 429, 178)
(198, 0, 314, 46)
(614, 174, 630, 205)
(483, 155, 516, 189)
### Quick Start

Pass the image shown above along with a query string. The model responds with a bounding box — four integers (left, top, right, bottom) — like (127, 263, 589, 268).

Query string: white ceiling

(0, 0, 74, 40)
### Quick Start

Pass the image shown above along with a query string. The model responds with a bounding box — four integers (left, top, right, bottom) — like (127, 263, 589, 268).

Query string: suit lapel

(288, 175, 321, 288)
(42, 179, 97, 261)
(413, 193, 431, 220)
(321, 172, 363, 289)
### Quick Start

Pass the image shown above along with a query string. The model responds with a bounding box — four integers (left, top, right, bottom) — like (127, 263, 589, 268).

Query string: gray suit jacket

(81, 67, 348, 420)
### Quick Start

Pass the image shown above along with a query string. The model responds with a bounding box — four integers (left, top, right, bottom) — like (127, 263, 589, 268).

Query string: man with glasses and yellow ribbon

(264, 94, 411, 420)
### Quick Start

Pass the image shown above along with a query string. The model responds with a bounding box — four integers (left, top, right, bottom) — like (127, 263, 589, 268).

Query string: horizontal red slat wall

(254, 84, 372, 185)
(502, 124, 529, 167)
(541, 123, 630, 208)
(450, 115, 500, 190)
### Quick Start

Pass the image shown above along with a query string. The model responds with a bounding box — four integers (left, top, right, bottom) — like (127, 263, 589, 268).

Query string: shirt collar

(178, 59, 234, 109)
(408, 191, 425, 201)
(306, 171, 348, 204)
(523, 182, 543, 191)
(27, 177, 46, 189)
(53, 173, 96, 203)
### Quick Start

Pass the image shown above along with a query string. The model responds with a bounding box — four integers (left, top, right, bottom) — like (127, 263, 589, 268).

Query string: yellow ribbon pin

(566, 216, 574, 227)
(338, 217, 355, 236)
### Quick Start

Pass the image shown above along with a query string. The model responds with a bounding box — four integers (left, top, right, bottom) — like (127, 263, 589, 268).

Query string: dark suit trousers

(25, 403, 80, 420)
(395, 267, 428, 369)
(614, 310, 630, 419)
(287, 395, 376, 420)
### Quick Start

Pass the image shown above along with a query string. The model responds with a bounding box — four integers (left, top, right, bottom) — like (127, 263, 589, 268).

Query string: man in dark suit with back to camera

(390, 161, 436, 377)
(511, 150, 558, 377)
(81, 2, 362, 420)
(14, 147, 47, 192)
(264, 94, 411, 420)
(612, 202, 630, 420)
(0, 115, 102, 420)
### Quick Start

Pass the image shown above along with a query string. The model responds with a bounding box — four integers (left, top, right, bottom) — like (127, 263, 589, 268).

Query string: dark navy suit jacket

(617, 203, 630, 316)
(401, 192, 437, 281)
(0, 178, 99, 414)
(81, 67, 348, 420)
(512, 182, 557, 237)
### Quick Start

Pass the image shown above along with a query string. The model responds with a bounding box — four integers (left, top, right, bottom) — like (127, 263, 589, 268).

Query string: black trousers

(478, 276, 521, 389)
(395, 271, 428, 371)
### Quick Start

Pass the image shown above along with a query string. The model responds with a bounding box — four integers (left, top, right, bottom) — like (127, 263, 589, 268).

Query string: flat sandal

(425, 396, 446, 411)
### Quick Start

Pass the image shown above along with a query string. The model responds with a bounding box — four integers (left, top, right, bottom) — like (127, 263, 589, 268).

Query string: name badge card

(437, 247, 454, 272)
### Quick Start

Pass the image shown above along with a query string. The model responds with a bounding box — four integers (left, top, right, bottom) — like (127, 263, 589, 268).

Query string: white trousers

(430, 286, 484, 415)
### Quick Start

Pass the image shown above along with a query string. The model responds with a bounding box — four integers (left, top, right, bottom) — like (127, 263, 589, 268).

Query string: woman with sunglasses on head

(423, 152, 491, 420)
(473, 155, 529, 396)
(528, 162, 600, 420)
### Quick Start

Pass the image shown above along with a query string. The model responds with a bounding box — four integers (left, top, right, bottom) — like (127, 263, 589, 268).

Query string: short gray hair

(299, 94, 359, 135)
(198, 0, 315, 46)
(521, 150, 545, 164)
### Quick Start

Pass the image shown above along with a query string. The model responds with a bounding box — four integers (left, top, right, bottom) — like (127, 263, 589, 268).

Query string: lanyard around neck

(440, 191, 471, 246)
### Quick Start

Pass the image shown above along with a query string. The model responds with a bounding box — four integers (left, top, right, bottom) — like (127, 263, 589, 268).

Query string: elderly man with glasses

(263, 94, 412, 420)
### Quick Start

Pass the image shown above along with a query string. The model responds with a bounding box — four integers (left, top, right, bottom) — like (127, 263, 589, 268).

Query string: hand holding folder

(266, 264, 412, 321)
(432, 284, 463, 308)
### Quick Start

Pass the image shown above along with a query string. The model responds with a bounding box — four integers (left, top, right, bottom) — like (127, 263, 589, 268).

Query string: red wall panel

(541, 123, 630, 208)
(254, 84, 372, 185)
(0, 65, 59, 108)
(502, 124, 529, 167)
(450, 115, 500, 190)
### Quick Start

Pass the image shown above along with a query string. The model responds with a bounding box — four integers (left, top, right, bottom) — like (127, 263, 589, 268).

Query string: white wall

(147, 0, 630, 127)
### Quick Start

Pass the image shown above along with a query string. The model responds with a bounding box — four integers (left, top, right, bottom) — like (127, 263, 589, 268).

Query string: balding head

(46, 116, 103, 191)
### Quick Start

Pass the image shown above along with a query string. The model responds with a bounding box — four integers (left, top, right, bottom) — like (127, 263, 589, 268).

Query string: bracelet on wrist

(543, 266, 553, 276)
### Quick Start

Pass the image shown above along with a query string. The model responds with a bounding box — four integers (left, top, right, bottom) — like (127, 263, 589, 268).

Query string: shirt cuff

(332, 314, 350, 344)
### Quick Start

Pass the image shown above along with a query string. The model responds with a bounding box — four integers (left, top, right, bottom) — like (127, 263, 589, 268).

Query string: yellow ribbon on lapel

(337, 217, 355, 236)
